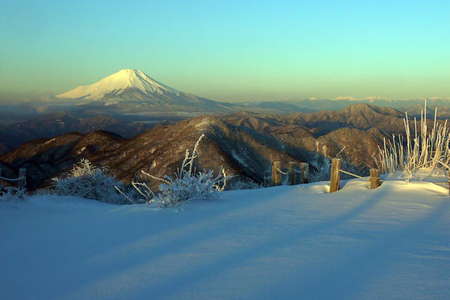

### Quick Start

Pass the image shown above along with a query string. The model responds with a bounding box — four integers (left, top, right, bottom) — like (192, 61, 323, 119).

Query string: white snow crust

(1, 179, 449, 299)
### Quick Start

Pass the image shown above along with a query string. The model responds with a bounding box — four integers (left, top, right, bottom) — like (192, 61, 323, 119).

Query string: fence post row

(272, 160, 309, 186)
(272, 160, 281, 186)
(329, 158, 341, 193)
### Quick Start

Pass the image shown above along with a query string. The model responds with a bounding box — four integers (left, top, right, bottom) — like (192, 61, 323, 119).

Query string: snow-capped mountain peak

(55, 68, 231, 113)
(57, 69, 179, 100)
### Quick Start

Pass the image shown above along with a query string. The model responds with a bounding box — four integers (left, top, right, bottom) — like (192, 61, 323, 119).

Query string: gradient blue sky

(1, 0, 449, 101)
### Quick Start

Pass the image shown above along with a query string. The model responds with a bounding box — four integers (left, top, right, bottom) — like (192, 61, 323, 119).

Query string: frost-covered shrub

(375, 101, 450, 179)
(53, 159, 131, 204)
(0, 171, 26, 202)
(154, 170, 226, 207)
(128, 134, 227, 207)
(0, 185, 26, 202)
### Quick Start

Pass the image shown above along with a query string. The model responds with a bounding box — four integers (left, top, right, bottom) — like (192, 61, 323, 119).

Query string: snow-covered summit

(56, 69, 179, 100)
(55, 69, 232, 112)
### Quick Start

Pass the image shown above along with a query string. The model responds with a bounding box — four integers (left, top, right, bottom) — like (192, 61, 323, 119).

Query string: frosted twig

(141, 170, 171, 184)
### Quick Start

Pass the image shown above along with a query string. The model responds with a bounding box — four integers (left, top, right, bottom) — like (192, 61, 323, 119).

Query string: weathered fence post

(329, 158, 341, 193)
(448, 170, 450, 196)
(369, 168, 381, 189)
(272, 160, 281, 186)
(288, 161, 298, 185)
(300, 162, 309, 184)
(263, 170, 271, 187)
(18, 168, 26, 189)
(322, 145, 328, 158)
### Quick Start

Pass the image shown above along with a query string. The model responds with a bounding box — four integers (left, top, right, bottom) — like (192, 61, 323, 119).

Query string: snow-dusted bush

(375, 101, 450, 179)
(0, 171, 26, 202)
(0, 185, 26, 202)
(53, 159, 132, 204)
(127, 134, 227, 207)
(153, 169, 226, 207)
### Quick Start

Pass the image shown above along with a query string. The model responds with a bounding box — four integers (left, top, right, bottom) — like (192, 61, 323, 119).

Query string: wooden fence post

(329, 158, 341, 193)
(322, 145, 328, 158)
(18, 168, 26, 190)
(300, 162, 309, 184)
(288, 162, 298, 185)
(272, 160, 281, 186)
(369, 168, 381, 189)
(264, 170, 271, 187)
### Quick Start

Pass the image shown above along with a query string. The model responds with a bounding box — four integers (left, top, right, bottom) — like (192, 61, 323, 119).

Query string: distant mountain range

(0, 112, 166, 152)
(1, 69, 449, 162)
(1, 68, 449, 118)
(1, 103, 414, 190)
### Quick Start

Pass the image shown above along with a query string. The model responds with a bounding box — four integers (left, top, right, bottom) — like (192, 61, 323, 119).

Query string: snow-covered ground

(1, 179, 450, 300)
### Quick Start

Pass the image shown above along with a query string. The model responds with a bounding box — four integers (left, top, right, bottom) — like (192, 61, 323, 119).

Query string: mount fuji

(56, 69, 233, 113)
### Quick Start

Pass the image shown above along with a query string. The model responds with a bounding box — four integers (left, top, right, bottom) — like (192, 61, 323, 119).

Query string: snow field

(1, 179, 449, 299)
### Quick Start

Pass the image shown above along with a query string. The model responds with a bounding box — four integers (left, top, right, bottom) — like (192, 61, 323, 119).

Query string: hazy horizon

(1, 0, 449, 102)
